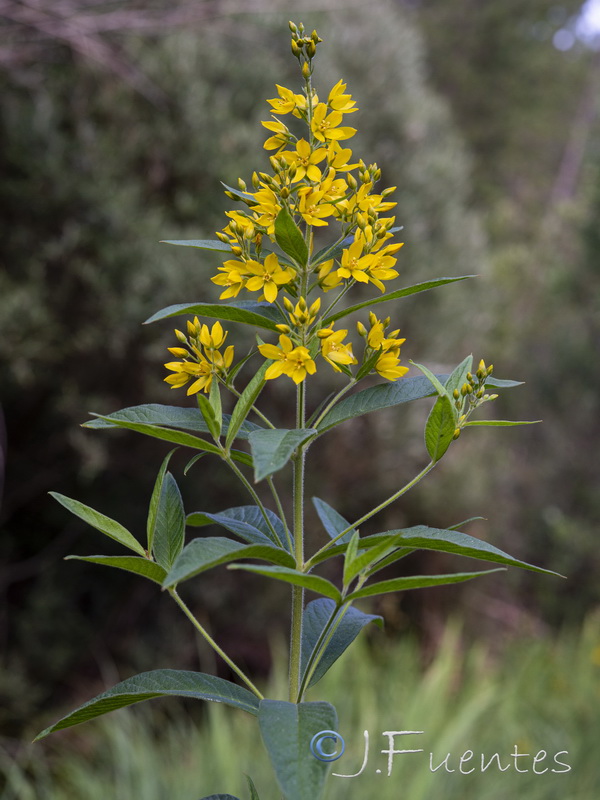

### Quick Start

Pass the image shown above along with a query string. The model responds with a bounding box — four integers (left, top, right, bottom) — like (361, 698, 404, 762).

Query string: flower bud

(280, 186, 290, 199)
(231, 245, 243, 256)
(347, 173, 358, 190)
(237, 178, 247, 191)
(453, 428, 461, 440)
(283, 296, 295, 312)
(175, 329, 187, 344)
(356, 321, 367, 337)
(291, 40, 302, 57)
(252, 171, 260, 189)
(276, 323, 291, 333)
(306, 40, 316, 57)
(302, 62, 312, 79)
(453, 388, 460, 400)
(215, 231, 230, 243)
(288, 20, 298, 32)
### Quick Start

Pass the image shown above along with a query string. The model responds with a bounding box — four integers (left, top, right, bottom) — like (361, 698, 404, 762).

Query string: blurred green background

(1, 0, 599, 796)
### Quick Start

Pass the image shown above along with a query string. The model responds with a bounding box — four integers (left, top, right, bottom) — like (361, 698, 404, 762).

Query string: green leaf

(274, 207, 308, 266)
(152, 472, 185, 570)
(225, 363, 269, 450)
(65, 556, 167, 585)
(443, 354, 473, 397)
(196, 392, 221, 442)
(245, 775, 261, 800)
(342, 531, 360, 587)
(84, 404, 261, 440)
(209, 380, 223, 438)
(163, 537, 294, 588)
(86, 414, 222, 455)
(369, 525, 563, 576)
(300, 599, 382, 689)
(258, 700, 338, 800)
(465, 419, 542, 426)
(160, 239, 231, 252)
(50, 493, 145, 556)
(312, 498, 356, 545)
(346, 569, 505, 601)
(144, 301, 283, 331)
(147, 450, 176, 554)
(425, 394, 457, 461)
(228, 565, 342, 603)
(343, 535, 403, 586)
(486, 377, 524, 388)
(248, 428, 316, 482)
(221, 182, 257, 204)
(183, 452, 206, 475)
(35, 670, 260, 739)
(187, 506, 289, 551)
(411, 360, 449, 397)
(323, 276, 474, 325)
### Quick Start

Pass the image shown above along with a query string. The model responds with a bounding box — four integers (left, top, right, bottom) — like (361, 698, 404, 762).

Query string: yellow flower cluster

(164, 318, 234, 395)
(166, 27, 410, 390)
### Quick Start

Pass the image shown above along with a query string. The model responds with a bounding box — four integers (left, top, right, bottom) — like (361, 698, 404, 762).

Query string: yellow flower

(318, 326, 357, 373)
(244, 253, 296, 303)
(258, 334, 317, 384)
(327, 80, 358, 114)
(211, 259, 247, 299)
(326, 141, 360, 172)
(317, 259, 343, 292)
(375, 352, 409, 381)
(296, 185, 335, 227)
(261, 119, 291, 151)
(280, 138, 327, 182)
(251, 185, 282, 234)
(338, 237, 371, 283)
(164, 319, 234, 395)
(267, 84, 306, 115)
(311, 103, 356, 143)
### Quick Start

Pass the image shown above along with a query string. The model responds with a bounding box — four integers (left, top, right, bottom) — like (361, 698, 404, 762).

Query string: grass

(2, 613, 600, 799)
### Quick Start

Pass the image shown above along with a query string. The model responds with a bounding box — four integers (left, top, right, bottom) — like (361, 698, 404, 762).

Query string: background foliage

(1, 0, 598, 757)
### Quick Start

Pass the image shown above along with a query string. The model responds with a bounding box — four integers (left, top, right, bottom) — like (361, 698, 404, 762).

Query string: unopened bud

(453, 389, 460, 400)
(302, 62, 312, 79)
(318, 327, 334, 338)
(374, 168, 382, 181)
(216, 231, 230, 243)
(486, 364, 494, 376)
(356, 321, 367, 337)
(291, 40, 302, 57)
(347, 173, 358, 190)
(466, 372, 474, 383)
(283, 297, 295, 312)
(252, 171, 260, 189)
(224, 190, 236, 200)
(311, 29, 320, 43)
(356, 212, 367, 230)
(298, 296, 307, 311)
(368, 311, 377, 327)
(453, 428, 461, 440)
(306, 41, 316, 58)
(231, 246, 243, 256)
(175, 329, 187, 344)
(243, 225, 256, 240)
(288, 20, 298, 32)
(276, 323, 291, 333)
(269, 156, 282, 172)
(280, 186, 290, 199)
(237, 178, 247, 191)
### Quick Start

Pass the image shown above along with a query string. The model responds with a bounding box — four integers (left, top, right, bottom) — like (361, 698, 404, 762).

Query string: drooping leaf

(35, 670, 260, 739)
(366, 525, 563, 577)
(228, 565, 342, 603)
(143, 301, 283, 331)
(160, 239, 231, 252)
(274, 207, 308, 266)
(85, 415, 221, 455)
(225, 363, 269, 451)
(152, 472, 185, 571)
(196, 391, 221, 442)
(248, 428, 316, 482)
(50, 493, 145, 556)
(300, 599, 382, 689)
(221, 182, 257, 204)
(65, 556, 167, 585)
(163, 537, 294, 588)
(425, 394, 457, 461)
(411, 360, 449, 397)
(147, 449, 176, 554)
(312, 497, 356, 545)
(258, 700, 338, 800)
(346, 569, 505, 601)
(323, 277, 474, 325)
(186, 506, 288, 551)
(84, 404, 261, 440)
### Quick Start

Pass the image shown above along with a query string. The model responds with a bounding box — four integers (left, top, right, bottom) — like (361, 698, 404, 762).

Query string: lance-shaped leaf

(323, 276, 474, 326)
(316, 375, 523, 433)
(228, 565, 342, 603)
(152, 472, 185, 571)
(366, 525, 562, 577)
(65, 556, 167, 585)
(84, 404, 261, 440)
(163, 537, 295, 588)
(35, 670, 260, 740)
(50, 493, 145, 556)
(225, 363, 269, 450)
(346, 568, 505, 601)
(274, 207, 308, 266)
(248, 428, 316, 482)
(160, 239, 231, 252)
(343, 535, 404, 586)
(465, 419, 541, 427)
(147, 449, 176, 554)
(425, 394, 457, 462)
(258, 700, 338, 800)
(221, 182, 257, 204)
(144, 301, 283, 331)
(312, 498, 356, 545)
(411, 360, 449, 397)
(300, 599, 382, 689)
(186, 506, 288, 550)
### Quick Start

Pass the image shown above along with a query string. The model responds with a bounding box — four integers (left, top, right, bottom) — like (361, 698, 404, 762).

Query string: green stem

(321, 279, 356, 322)
(289, 380, 306, 702)
(225, 456, 283, 548)
(306, 460, 437, 569)
(310, 379, 356, 429)
(227, 383, 276, 430)
(170, 588, 264, 699)
(267, 475, 293, 552)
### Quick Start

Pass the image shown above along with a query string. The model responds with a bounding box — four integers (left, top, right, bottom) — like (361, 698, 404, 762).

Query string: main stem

(289, 380, 306, 702)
